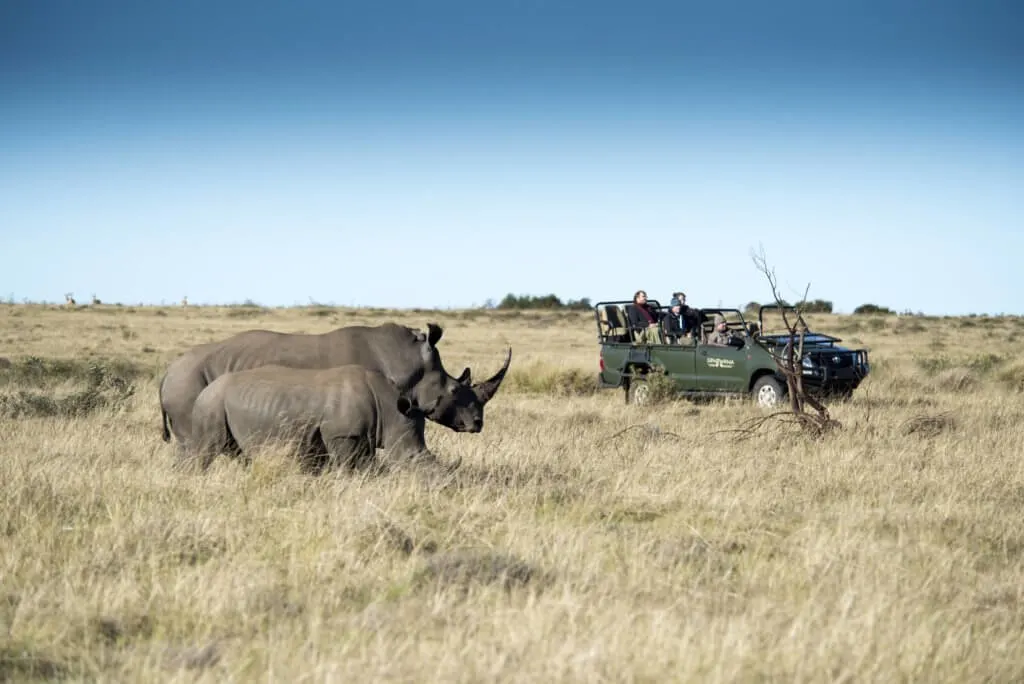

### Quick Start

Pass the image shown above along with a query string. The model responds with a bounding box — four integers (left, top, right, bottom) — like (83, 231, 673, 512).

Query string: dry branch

(749, 246, 842, 436)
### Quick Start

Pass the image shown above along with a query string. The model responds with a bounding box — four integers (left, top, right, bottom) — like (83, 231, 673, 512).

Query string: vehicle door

(696, 340, 749, 392)
(650, 339, 697, 389)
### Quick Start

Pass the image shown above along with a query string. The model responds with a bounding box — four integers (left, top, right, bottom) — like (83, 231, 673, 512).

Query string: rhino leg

(186, 400, 239, 472)
(292, 428, 331, 474)
(322, 434, 376, 472)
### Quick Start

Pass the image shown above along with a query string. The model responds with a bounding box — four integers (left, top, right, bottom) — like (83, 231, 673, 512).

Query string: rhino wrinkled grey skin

(187, 364, 462, 472)
(159, 322, 511, 447)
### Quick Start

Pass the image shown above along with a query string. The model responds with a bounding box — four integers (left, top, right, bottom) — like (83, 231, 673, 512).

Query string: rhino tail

(161, 407, 172, 442)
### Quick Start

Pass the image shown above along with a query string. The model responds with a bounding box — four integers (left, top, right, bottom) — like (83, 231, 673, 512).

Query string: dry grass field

(3, 302, 1024, 682)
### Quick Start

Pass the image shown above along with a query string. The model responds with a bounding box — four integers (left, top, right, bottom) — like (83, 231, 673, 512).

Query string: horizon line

(4, 299, 1020, 319)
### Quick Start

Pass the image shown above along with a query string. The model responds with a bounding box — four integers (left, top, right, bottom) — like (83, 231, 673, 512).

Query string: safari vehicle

(593, 300, 870, 407)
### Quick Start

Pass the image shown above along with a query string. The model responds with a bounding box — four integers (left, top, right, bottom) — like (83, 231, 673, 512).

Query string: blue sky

(2, 0, 1022, 315)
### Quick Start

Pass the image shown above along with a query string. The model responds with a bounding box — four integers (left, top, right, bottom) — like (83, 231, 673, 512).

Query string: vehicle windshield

(758, 306, 824, 337)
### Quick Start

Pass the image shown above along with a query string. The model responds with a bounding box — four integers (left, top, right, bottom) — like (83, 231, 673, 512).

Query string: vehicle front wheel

(627, 379, 652, 406)
(752, 375, 786, 408)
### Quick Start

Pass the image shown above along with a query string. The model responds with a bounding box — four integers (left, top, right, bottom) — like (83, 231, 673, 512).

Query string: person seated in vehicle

(662, 297, 690, 344)
(626, 289, 662, 344)
(706, 314, 738, 346)
(672, 291, 701, 333)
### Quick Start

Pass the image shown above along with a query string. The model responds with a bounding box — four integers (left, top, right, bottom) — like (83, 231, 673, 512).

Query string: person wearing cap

(707, 314, 738, 346)
(626, 289, 662, 344)
(662, 297, 689, 344)
(672, 291, 701, 336)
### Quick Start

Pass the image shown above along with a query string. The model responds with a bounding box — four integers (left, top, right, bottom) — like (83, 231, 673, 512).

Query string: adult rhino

(187, 364, 461, 473)
(159, 322, 510, 447)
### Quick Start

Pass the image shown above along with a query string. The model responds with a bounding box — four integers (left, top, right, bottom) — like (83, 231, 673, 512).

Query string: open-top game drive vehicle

(594, 299, 870, 407)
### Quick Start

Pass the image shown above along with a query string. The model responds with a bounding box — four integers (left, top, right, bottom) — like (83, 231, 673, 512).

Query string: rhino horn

(472, 346, 512, 404)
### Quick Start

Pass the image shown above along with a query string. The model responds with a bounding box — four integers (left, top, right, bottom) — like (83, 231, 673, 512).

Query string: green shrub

(794, 299, 834, 313)
(496, 294, 591, 311)
(854, 303, 894, 315)
(643, 370, 679, 403)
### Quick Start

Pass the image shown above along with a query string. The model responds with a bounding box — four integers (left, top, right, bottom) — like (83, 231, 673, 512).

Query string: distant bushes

(854, 304, 894, 315)
(493, 294, 592, 311)
(742, 299, 832, 313)
(797, 299, 834, 313)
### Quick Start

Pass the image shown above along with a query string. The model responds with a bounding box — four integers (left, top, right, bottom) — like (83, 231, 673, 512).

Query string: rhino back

(201, 331, 328, 380)
(199, 324, 429, 390)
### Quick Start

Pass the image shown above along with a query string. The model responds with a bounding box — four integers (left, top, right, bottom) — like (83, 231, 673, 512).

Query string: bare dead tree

(749, 245, 841, 437)
(64, 293, 76, 306)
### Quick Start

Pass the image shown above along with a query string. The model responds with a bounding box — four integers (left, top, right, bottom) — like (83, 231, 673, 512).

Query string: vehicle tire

(627, 379, 652, 406)
(752, 375, 785, 408)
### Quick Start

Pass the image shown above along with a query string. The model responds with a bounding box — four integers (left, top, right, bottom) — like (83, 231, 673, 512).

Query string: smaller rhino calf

(186, 364, 454, 473)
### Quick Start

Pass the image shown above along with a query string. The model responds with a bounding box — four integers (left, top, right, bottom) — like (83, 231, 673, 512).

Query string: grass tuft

(505, 360, 597, 396)
(0, 360, 138, 418)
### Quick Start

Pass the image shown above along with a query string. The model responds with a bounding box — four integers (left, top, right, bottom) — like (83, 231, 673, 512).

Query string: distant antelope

(64, 293, 76, 306)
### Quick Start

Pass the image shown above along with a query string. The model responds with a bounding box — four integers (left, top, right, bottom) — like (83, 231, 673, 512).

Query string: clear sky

(2, 0, 1022, 315)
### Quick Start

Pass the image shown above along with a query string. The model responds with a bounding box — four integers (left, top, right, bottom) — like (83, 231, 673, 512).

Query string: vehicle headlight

(801, 355, 815, 369)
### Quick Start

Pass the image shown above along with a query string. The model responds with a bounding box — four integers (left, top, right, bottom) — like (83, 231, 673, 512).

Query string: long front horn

(472, 346, 511, 403)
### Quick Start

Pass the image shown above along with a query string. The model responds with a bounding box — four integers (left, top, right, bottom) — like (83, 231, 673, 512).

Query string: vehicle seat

(600, 305, 631, 343)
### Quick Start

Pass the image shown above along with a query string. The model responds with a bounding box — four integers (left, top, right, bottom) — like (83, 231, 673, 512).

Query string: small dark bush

(795, 299, 834, 313)
(854, 303, 894, 315)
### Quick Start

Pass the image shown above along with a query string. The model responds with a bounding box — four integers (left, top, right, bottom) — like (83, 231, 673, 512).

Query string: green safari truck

(594, 300, 870, 407)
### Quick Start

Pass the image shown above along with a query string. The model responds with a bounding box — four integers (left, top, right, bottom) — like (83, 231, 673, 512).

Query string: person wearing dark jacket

(672, 291, 701, 336)
(662, 297, 689, 343)
(626, 290, 662, 344)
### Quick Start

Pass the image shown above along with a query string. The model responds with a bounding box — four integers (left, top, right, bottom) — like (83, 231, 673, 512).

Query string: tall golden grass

(2, 303, 1024, 681)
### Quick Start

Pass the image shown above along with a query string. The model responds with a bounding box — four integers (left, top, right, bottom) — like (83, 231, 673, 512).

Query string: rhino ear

(426, 323, 443, 347)
(396, 396, 413, 415)
(456, 367, 471, 384)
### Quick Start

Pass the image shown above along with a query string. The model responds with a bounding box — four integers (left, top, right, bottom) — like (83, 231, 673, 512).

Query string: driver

(706, 314, 737, 346)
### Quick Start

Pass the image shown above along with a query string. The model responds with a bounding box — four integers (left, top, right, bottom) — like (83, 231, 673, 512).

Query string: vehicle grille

(814, 352, 855, 368)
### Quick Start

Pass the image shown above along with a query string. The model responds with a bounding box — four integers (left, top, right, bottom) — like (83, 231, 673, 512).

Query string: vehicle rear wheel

(627, 379, 651, 406)
(752, 375, 785, 408)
